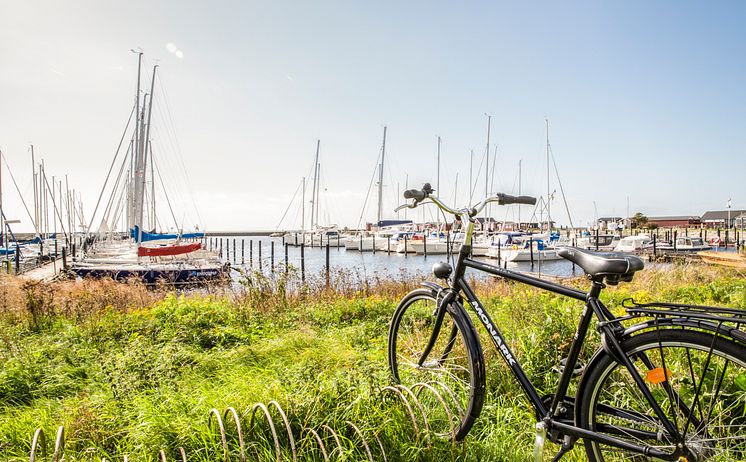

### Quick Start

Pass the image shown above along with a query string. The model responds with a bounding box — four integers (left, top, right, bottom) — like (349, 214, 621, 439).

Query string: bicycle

(387, 183, 746, 461)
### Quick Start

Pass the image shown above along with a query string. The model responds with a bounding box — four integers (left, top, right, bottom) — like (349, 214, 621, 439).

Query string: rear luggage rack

(622, 298, 746, 325)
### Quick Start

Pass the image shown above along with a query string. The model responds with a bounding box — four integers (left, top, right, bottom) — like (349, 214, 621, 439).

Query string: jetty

(19, 261, 63, 282)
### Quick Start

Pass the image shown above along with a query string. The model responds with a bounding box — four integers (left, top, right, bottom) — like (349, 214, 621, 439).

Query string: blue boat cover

(130, 226, 205, 243)
(377, 219, 413, 227)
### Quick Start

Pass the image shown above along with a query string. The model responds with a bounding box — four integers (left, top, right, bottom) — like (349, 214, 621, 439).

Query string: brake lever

(394, 202, 417, 213)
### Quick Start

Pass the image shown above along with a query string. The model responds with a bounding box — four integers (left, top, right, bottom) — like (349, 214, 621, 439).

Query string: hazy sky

(1, 1, 744, 232)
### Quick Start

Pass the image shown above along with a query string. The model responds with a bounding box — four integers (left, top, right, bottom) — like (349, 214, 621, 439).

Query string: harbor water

(209, 235, 584, 282)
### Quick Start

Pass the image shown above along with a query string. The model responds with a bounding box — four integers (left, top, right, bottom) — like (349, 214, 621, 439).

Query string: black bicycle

(388, 183, 746, 461)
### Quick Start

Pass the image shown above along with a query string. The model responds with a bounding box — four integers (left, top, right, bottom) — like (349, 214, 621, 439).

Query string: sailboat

(70, 53, 226, 284)
(506, 119, 563, 263)
(343, 126, 412, 251)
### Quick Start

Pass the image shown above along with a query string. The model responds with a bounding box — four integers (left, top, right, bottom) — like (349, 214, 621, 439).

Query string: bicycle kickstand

(551, 435, 576, 462)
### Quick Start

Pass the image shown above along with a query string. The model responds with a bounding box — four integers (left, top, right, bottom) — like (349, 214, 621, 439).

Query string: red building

(647, 216, 701, 228)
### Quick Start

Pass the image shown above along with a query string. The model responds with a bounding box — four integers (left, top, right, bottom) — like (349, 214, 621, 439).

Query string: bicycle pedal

(533, 422, 547, 462)
(554, 358, 585, 376)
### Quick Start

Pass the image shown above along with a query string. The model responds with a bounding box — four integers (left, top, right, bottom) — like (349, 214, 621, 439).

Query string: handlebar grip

(498, 194, 537, 205)
(404, 189, 427, 201)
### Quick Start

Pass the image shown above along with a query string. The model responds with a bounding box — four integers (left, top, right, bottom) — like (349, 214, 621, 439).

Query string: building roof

(598, 216, 623, 221)
(701, 210, 746, 221)
(648, 216, 700, 221)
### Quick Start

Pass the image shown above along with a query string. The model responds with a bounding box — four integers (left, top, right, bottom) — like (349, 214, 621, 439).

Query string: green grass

(0, 264, 744, 461)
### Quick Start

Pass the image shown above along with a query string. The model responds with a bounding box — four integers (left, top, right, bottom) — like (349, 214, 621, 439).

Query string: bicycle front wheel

(578, 329, 746, 461)
(388, 288, 485, 441)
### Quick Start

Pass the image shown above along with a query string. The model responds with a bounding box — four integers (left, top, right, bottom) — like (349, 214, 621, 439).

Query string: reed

(0, 264, 742, 461)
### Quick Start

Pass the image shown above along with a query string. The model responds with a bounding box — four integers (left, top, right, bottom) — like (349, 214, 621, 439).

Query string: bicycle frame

(421, 214, 683, 459)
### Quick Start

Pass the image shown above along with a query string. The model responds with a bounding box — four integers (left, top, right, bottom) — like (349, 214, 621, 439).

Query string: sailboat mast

(485, 115, 491, 198)
(469, 149, 473, 203)
(545, 118, 551, 232)
(138, 65, 158, 240)
(311, 140, 320, 229)
(41, 160, 46, 238)
(301, 177, 306, 232)
(149, 140, 155, 229)
(377, 126, 387, 224)
(0, 150, 3, 246)
(130, 52, 143, 230)
(518, 159, 522, 228)
(404, 172, 408, 221)
(31, 146, 37, 234)
(436, 135, 441, 195)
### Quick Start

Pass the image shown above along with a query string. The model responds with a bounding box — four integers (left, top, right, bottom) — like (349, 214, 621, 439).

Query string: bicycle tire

(577, 329, 746, 461)
(388, 287, 485, 441)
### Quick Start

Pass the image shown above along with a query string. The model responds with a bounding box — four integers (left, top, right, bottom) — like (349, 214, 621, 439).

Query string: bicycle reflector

(646, 367, 671, 385)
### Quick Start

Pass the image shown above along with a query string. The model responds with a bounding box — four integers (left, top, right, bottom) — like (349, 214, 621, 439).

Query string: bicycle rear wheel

(578, 329, 746, 461)
(388, 288, 485, 441)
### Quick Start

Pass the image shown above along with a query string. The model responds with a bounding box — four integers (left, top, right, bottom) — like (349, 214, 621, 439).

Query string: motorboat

(614, 235, 652, 253)
(577, 234, 620, 251)
(673, 237, 711, 252)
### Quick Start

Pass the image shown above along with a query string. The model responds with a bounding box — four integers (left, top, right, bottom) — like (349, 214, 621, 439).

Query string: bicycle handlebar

(395, 183, 536, 218)
(403, 189, 426, 201)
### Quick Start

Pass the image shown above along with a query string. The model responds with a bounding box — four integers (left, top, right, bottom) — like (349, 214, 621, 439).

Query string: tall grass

(0, 264, 743, 461)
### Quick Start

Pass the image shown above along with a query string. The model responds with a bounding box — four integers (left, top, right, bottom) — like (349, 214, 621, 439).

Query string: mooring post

(404, 234, 408, 257)
(55, 239, 58, 259)
(530, 237, 535, 269)
(271, 241, 275, 272)
(62, 247, 67, 270)
(387, 236, 391, 254)
(219, 239, 223, 259)
(652, 234, 657, 258)
(359, 234, 363, 250)
(249, 240, 253, 267)
(725, 229, 729, 249)
(72, 242, 76, 257)
(258, 241, 263, 271)
(325, 243, 330, 288)
(595, 228, 599, 251)
(497, 241, 501, 263)
(372, 234, 376, 254)
(233, 239, 236, 264)
(673, 230, 678, 251)
(15, 248, 20, 274)
(300, 243, 305, 282)
(241, 240, 245, 264)
(284, 242, 289, 273)
(571, 237, 576, 272)
(423, 234, 428, 258)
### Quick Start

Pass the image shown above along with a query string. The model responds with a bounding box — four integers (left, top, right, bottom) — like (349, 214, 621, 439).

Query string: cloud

(166, 42, 184, 59)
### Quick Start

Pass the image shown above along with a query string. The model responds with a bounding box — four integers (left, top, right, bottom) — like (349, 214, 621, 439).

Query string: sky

(0, 1, 744, 232)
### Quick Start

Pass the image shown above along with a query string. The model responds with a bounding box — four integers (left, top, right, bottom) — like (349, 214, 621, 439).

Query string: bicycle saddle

(557, 247, 644, 285)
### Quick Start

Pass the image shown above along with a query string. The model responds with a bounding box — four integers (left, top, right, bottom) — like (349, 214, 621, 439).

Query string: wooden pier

(19, 261, 63, 282)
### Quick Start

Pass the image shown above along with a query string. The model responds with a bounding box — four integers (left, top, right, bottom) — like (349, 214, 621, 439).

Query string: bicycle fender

(622, 318, 746, 345)
(419, 281, 446, 294)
